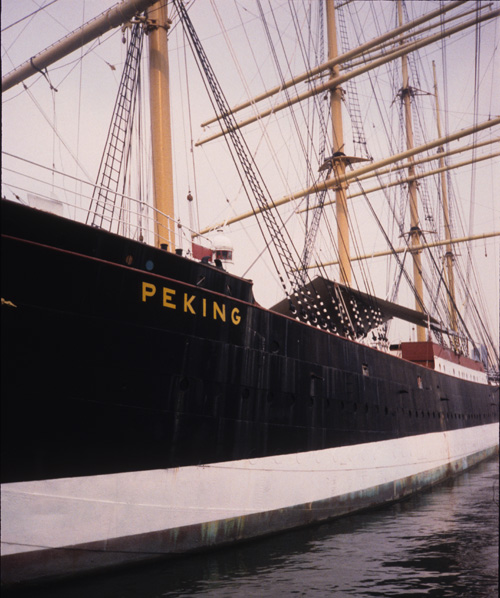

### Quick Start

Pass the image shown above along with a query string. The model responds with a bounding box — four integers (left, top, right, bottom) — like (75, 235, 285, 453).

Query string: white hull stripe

(1, 424, 498, 585)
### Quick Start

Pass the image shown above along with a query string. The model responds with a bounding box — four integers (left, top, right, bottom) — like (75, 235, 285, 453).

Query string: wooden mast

(398, 0, 426, 342)
(327, 0, 351, 285)
(433, 60, 458, 344)
(147, 1, 176, 250)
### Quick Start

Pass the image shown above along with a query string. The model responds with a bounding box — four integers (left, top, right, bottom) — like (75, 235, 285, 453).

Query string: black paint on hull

(1, 199, 499, 484)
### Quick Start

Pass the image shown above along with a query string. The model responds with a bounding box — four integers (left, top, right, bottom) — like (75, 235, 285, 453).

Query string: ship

(1, 0, 499, 587)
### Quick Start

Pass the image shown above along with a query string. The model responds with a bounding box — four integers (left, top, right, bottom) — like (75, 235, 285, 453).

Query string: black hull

(2, 199, 498, 484)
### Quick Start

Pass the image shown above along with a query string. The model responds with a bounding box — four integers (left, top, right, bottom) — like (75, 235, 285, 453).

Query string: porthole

(145, 259, 154, 271)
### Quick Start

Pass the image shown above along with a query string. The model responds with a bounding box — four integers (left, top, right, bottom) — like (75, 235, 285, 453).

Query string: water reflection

(6, 457, 498, 598)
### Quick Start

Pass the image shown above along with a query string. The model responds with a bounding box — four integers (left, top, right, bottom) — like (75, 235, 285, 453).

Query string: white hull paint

(1, 423, 498, 586)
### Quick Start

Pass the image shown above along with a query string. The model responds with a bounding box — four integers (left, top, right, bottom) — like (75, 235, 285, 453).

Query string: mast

(398, 0, 426, 342)
(147, 1, 176, 250)
(433, 61, 458, 345)
(327, 0, 351, 285)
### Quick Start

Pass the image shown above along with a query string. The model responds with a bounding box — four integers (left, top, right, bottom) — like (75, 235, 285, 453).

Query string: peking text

(141, 281, 242, 325)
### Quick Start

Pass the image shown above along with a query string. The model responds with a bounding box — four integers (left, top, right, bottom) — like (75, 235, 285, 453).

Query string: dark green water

(8, 456, 499, 597)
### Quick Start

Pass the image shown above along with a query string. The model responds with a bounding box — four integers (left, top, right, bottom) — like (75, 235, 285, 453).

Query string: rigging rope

(463, 1, 482, 323)
(173, 0, 310, 299)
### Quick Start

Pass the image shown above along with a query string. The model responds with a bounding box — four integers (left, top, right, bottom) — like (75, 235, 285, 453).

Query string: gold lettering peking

(141, 281, 242, 326)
